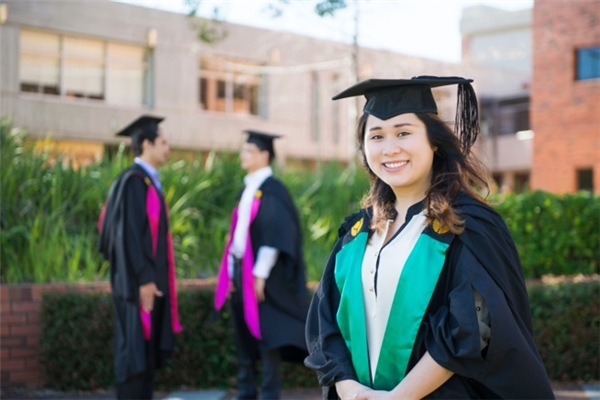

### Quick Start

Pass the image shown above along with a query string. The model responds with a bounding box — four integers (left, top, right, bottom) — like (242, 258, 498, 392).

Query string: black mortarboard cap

(115, 115, 164, 137)
(244, 130, 282, 159)
(333, 76, 480, 153)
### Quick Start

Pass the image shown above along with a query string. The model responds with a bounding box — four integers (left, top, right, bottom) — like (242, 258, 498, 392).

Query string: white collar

(244, 166, 272, 187)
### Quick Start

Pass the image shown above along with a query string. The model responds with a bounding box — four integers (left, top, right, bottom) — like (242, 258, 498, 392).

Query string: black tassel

(455, 82, 480, 154)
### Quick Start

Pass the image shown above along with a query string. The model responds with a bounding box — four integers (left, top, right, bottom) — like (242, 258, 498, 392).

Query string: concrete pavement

(3, 383, 599, 399)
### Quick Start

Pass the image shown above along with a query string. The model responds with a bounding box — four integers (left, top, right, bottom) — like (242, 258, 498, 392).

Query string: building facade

(461, 5, 533, 192)
(2, 0, 527, 173)
(530, 0, 600, 194)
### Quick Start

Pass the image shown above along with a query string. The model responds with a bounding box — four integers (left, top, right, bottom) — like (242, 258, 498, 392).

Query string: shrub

(39, 288, 316, 392)
(528, 276, 599, 381)
(39, 278, 600, 391)
(493, 191, 600, 278)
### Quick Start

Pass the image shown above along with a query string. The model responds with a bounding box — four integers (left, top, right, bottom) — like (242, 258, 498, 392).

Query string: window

(576, 46, 600, 80)
(198, 55, 263, 116)
(106, 43, 148, 105)
(479, 96, 530, 136)
(19, 29, 149, 105)
(19, 30, 60, 95)
(577, 168, 594, 192)
(63, 36, 105, 100)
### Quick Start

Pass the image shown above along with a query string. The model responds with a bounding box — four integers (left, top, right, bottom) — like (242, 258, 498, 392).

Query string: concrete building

(530, 0, 600, 194)
(1, 0, 527, 174)
(461, 5, 533, 192)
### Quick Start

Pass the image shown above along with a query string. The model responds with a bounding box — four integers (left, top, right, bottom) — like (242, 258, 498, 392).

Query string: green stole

(334, 218, 450, 391)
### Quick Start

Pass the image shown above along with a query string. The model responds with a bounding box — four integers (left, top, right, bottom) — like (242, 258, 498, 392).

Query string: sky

(115, 0, 533, 63)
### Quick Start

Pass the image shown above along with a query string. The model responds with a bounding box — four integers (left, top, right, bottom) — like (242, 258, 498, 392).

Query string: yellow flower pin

(255, 190, 262, 199)
(144, 177, 151, 186)
(432, 219, 450, 234)
(351, 218, 364, 236)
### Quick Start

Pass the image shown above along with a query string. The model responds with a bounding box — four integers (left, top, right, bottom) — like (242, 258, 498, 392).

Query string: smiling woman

(304, 76, 555, 399)
(363, 113, 435, 208)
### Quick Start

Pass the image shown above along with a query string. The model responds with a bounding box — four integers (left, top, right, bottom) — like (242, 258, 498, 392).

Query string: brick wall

(0, 280, 215, 389)
(530, 0, 600, 193)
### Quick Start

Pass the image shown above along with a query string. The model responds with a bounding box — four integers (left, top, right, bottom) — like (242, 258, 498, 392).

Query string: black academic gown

(234, 176, 309, 362)
(99, 164, 174, 383)
(305, 193, 554, 399)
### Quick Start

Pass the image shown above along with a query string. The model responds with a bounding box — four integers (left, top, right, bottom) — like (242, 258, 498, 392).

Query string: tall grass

(0, 118, 369, 283)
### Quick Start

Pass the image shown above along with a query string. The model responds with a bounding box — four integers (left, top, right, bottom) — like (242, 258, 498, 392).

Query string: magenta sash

(215, 194, 262, 339)
(142, 185, 183, 340)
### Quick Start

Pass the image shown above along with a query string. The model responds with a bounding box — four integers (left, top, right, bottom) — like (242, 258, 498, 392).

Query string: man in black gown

(214, 131, 308, 399)
(99, 115, 182, 399)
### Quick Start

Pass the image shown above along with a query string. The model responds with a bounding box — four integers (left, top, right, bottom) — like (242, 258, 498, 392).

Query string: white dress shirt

(229, 166, 279, 278)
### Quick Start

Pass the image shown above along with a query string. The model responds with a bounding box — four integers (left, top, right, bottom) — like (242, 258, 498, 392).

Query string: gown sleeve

(424, 241, 490, 378)
(423, 240, 554, 398)
(304, 238, 358, 397)
(123, 175, 156, 286)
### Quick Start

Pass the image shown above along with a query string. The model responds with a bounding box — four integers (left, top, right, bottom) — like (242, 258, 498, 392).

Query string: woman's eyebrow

(368, 122, 413, 132)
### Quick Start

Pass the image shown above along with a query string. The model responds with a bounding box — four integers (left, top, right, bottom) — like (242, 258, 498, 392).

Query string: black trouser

(116, 297, 163, 400)
(231, 258, 282, 400)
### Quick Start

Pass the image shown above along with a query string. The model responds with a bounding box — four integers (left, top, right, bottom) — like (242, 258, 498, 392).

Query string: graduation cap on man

(115, 115, 165, 157)
(332, 75, 480, 154)
(244, 130, 282, 163)
(116, 115, 164, 138)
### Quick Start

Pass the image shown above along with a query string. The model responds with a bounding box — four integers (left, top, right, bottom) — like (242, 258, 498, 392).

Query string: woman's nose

(382, 137, 401, 155)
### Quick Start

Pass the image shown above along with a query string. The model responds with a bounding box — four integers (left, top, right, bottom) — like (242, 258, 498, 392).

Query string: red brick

(0, 337, 25, 347)
(0, 300, 11, 314)
(0, 359, 25, 371)
(0, 326, 9, 336)
(1, 347, 10, 359)
(9, 370, 41, 384)
(30, 286, 46, 301)
(0, 286, 9, 300)
(10, 348, 37, 358)
(26, 313, 39, 324)
(20, 286, 33, 301)
(1, 313, 27, 324)
(26, 336, 40, 346)
(10, 325, 39, 336)
(25, 359, 39, 368)
(11, 302, 40, 313)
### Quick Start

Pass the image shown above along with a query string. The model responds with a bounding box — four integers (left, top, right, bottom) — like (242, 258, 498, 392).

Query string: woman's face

(364, 112, 435, 196)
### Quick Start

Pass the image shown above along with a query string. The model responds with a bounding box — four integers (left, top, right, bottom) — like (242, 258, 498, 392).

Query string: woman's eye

(370, 134, 382, 140)
(398, 131, 410, 137)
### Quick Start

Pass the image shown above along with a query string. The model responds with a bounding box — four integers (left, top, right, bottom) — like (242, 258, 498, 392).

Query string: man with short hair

(99, 115, 182, 400)
(215, 130, 309, 399)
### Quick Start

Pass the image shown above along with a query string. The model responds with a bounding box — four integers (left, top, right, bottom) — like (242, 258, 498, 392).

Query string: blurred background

(0, 0, 598, 394)
(2, 0, 598, 194)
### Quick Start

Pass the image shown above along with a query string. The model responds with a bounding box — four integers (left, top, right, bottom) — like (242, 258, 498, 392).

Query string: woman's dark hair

(356, 112, 490, 234)
(130, 127, 159, 157)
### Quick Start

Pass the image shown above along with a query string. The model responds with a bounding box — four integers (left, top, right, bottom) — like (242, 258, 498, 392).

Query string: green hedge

(39, 289, 316, 392)
(39, 279, 600, 391)
(529, 277, 599, 381)
(493, 191, 600, 277)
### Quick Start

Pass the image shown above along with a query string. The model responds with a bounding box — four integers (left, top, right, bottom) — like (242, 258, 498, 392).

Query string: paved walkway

(3, 383, 599, 399)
